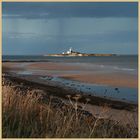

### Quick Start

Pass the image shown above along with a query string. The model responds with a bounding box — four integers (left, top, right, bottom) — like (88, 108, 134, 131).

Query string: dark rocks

(114, 88, 120, 93)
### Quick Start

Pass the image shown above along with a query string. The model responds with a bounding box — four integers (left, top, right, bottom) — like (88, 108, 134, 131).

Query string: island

(45, 48, 116, 57)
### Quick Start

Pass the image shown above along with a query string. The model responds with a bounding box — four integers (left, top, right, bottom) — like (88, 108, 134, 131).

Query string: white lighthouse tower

(67, 47, 73, 54)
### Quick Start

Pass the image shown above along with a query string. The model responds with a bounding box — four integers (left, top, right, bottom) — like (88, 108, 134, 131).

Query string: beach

(2, 71, 138, 126)
(2, 57, 138, 138)
(2, 61, 138, 88)
(2, 55, 138, 135)
(2, 59, 138, 103)
(2, 57, 138, 105)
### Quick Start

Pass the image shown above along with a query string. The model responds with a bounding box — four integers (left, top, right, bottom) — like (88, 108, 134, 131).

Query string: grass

(2, 77, 138, 138)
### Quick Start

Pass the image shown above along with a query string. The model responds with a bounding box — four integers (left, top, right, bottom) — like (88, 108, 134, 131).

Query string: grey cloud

(3, 30, 137, 43)
(2, 2, 138, 19)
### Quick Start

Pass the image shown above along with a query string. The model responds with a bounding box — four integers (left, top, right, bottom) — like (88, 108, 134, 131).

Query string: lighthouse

(67, 48, 73, 54)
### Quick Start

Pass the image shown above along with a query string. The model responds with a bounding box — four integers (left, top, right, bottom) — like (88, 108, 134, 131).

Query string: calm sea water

(2, 55, 138, 71)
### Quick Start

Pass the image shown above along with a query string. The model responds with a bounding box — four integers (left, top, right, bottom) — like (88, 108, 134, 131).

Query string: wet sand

(3, 62, 138, 88)
(2, 61, 137, 106)
(61, 73, 137, 88)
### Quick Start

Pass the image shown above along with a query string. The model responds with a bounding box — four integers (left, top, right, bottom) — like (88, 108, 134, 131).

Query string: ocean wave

(113, 66, 135, 71)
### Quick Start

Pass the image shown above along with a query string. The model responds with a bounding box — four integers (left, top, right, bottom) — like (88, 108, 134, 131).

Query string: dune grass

(2, 77, 138, 138)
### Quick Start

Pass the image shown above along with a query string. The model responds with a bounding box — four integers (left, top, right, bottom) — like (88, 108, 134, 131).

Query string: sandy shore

(2, 62, 138, 88)
(61, 73, 137, 88)
(2, 61, 138, 127)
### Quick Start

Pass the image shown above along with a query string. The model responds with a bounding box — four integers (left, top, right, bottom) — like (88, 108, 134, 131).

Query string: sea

(2, 55, 138, 71)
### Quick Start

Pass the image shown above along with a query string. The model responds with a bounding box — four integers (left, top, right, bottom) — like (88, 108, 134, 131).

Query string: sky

(2, 2, 138, 55)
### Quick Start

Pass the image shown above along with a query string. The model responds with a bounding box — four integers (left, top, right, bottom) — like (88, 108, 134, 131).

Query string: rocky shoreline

(3, 72, 137, 111)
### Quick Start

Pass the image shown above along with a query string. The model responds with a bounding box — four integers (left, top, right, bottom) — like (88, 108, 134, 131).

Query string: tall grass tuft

(2, 77, 138, 138)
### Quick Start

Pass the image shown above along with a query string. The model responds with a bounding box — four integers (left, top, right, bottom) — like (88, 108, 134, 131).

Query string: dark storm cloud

(2, 2, 138, 19)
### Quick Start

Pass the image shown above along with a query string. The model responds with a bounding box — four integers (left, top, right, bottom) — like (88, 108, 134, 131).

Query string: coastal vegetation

(2, 76, 138, 138)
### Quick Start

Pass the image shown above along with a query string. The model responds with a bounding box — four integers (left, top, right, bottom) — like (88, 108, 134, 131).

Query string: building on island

(46, 48, 116, 57)
(62, 48, 74, 55)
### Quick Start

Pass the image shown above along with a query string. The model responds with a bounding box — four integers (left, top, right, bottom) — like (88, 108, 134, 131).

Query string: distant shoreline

(2, 54, 138, 56)
(2, 54, 138, 63)
(46, 53, 117, 57)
